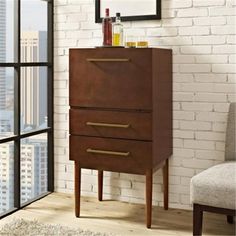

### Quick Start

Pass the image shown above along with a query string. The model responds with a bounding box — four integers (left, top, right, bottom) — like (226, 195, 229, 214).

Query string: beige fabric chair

(190, 103, 236, 236)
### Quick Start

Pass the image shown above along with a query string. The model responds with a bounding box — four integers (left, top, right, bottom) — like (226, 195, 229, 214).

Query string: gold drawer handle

(86, 122, 130, 129)
(87, 148, 130, 157)
(86, 58, 130, 62)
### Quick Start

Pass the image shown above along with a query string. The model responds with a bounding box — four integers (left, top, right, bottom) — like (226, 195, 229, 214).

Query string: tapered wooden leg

(163, 158, 169, 210)
(98, 170, 103, 201)
(227, 215, 234, 224)
(74, 162, 81, 217)
(193, 204, 203, 236)
(146, 169, 153, 228)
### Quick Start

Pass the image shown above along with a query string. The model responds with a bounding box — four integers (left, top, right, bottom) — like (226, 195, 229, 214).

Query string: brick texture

(54, 0, 236, 210)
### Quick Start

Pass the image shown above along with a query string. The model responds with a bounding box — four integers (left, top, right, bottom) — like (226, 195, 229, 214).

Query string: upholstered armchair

(190, 103, 236, 236)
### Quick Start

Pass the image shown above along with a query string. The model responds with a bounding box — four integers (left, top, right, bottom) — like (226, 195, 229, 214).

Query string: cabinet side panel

(152, 49, 173, 168)
(69, 49, 78, 106)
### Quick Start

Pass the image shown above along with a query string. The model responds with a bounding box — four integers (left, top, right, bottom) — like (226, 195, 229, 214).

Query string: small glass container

(112, 13, 124, 47)
(125, 36, 136, 48)
(136, 37, 149, 48)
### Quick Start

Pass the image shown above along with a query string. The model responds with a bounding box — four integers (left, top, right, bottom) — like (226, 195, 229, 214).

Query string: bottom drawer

(70, 136, 152, 174)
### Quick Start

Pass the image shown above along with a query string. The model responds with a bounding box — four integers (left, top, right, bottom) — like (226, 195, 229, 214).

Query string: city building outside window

(0, 0, 53, 218)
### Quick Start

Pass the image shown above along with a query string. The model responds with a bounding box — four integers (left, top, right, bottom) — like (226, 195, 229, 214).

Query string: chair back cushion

(225, 103, 236, 161)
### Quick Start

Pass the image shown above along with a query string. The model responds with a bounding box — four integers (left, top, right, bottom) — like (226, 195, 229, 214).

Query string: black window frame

(0, 0, 54, 218)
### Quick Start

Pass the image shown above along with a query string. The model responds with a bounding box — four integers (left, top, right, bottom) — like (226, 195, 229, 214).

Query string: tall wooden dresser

(69, 48, 172, 228)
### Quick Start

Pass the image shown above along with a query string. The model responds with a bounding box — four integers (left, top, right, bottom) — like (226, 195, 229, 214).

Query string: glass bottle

(102, 8, 112, 46)
(112, 13, 123, 46)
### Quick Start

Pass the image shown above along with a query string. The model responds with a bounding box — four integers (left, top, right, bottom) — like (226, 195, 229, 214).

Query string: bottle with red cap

(102, 8, 112, 46)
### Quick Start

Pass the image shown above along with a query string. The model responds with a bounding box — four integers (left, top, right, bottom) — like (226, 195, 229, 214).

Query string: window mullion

(47, 0, 54, 192)
(13, 0, 21, 209)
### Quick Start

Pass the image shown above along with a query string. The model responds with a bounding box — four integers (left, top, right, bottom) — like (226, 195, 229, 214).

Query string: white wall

(54, 0, 236, 209)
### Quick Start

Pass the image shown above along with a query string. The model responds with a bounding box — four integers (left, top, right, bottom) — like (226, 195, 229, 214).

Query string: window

(0, 142, 14, 214)
(0, 0, 53, 218)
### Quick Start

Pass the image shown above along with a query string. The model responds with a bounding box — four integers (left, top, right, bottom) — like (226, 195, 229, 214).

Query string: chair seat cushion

(190, 162, 236, 210)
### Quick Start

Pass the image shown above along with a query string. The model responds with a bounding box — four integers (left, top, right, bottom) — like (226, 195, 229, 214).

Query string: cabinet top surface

(69, 47, 172, 52)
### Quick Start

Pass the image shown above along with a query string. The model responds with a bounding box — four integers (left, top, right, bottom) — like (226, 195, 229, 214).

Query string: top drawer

(69, 48, 152, 110)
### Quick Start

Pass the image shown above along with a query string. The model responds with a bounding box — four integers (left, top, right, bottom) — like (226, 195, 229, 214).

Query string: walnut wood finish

(152, 49, 173, 167)
(98, 170, 103, 201)
(74, 162, 81, 217)
(163, 159, 169, 210)
(70, 109, 152, 141)
(146, 169, 153, 229)
(69, 48, 172, 228)
(70, 136, 152, 174)
(69, 48, 152, 110)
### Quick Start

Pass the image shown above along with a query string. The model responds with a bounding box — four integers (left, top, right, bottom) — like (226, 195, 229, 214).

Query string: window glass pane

(21, 133, 48, 204)
(0, 67, 14, 139)
(0, 0, 15, 62)
(0, 0, 52, 217)
(21, 0, 47, 62)
(20, 67, 47, 133)
(0, 141, 14, 215)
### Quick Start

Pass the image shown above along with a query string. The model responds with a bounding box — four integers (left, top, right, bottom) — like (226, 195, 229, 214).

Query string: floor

(0, 193, 235, 236)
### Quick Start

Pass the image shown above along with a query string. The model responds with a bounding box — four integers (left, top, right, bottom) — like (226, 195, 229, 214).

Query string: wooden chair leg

(227, 215, 234, 224)
(163, 158, 169, 210)
(193, 204, 203, 236)
(98, 170, 103, 201)
(146, 169, 153, 229)
(74, 162, 81, 217)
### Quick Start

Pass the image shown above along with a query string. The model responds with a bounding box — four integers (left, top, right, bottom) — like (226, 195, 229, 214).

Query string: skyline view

(4, 0, 47, 64)
(0, 0, 49, 214)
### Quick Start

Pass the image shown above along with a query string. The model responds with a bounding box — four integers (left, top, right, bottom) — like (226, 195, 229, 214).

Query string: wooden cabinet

(69, 48, 172, 228)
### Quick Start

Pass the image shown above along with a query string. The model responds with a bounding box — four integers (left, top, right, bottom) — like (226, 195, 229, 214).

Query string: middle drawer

(70, 109, 152, 141)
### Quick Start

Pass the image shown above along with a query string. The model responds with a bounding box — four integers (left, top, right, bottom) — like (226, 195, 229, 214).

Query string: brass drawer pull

(87, 58, 130, 62)
(86, 122, 130, 129)
(87, 148, 130, 157)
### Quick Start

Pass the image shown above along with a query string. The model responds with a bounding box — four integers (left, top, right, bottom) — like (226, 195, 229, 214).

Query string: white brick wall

(54, 0, 236, 210)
